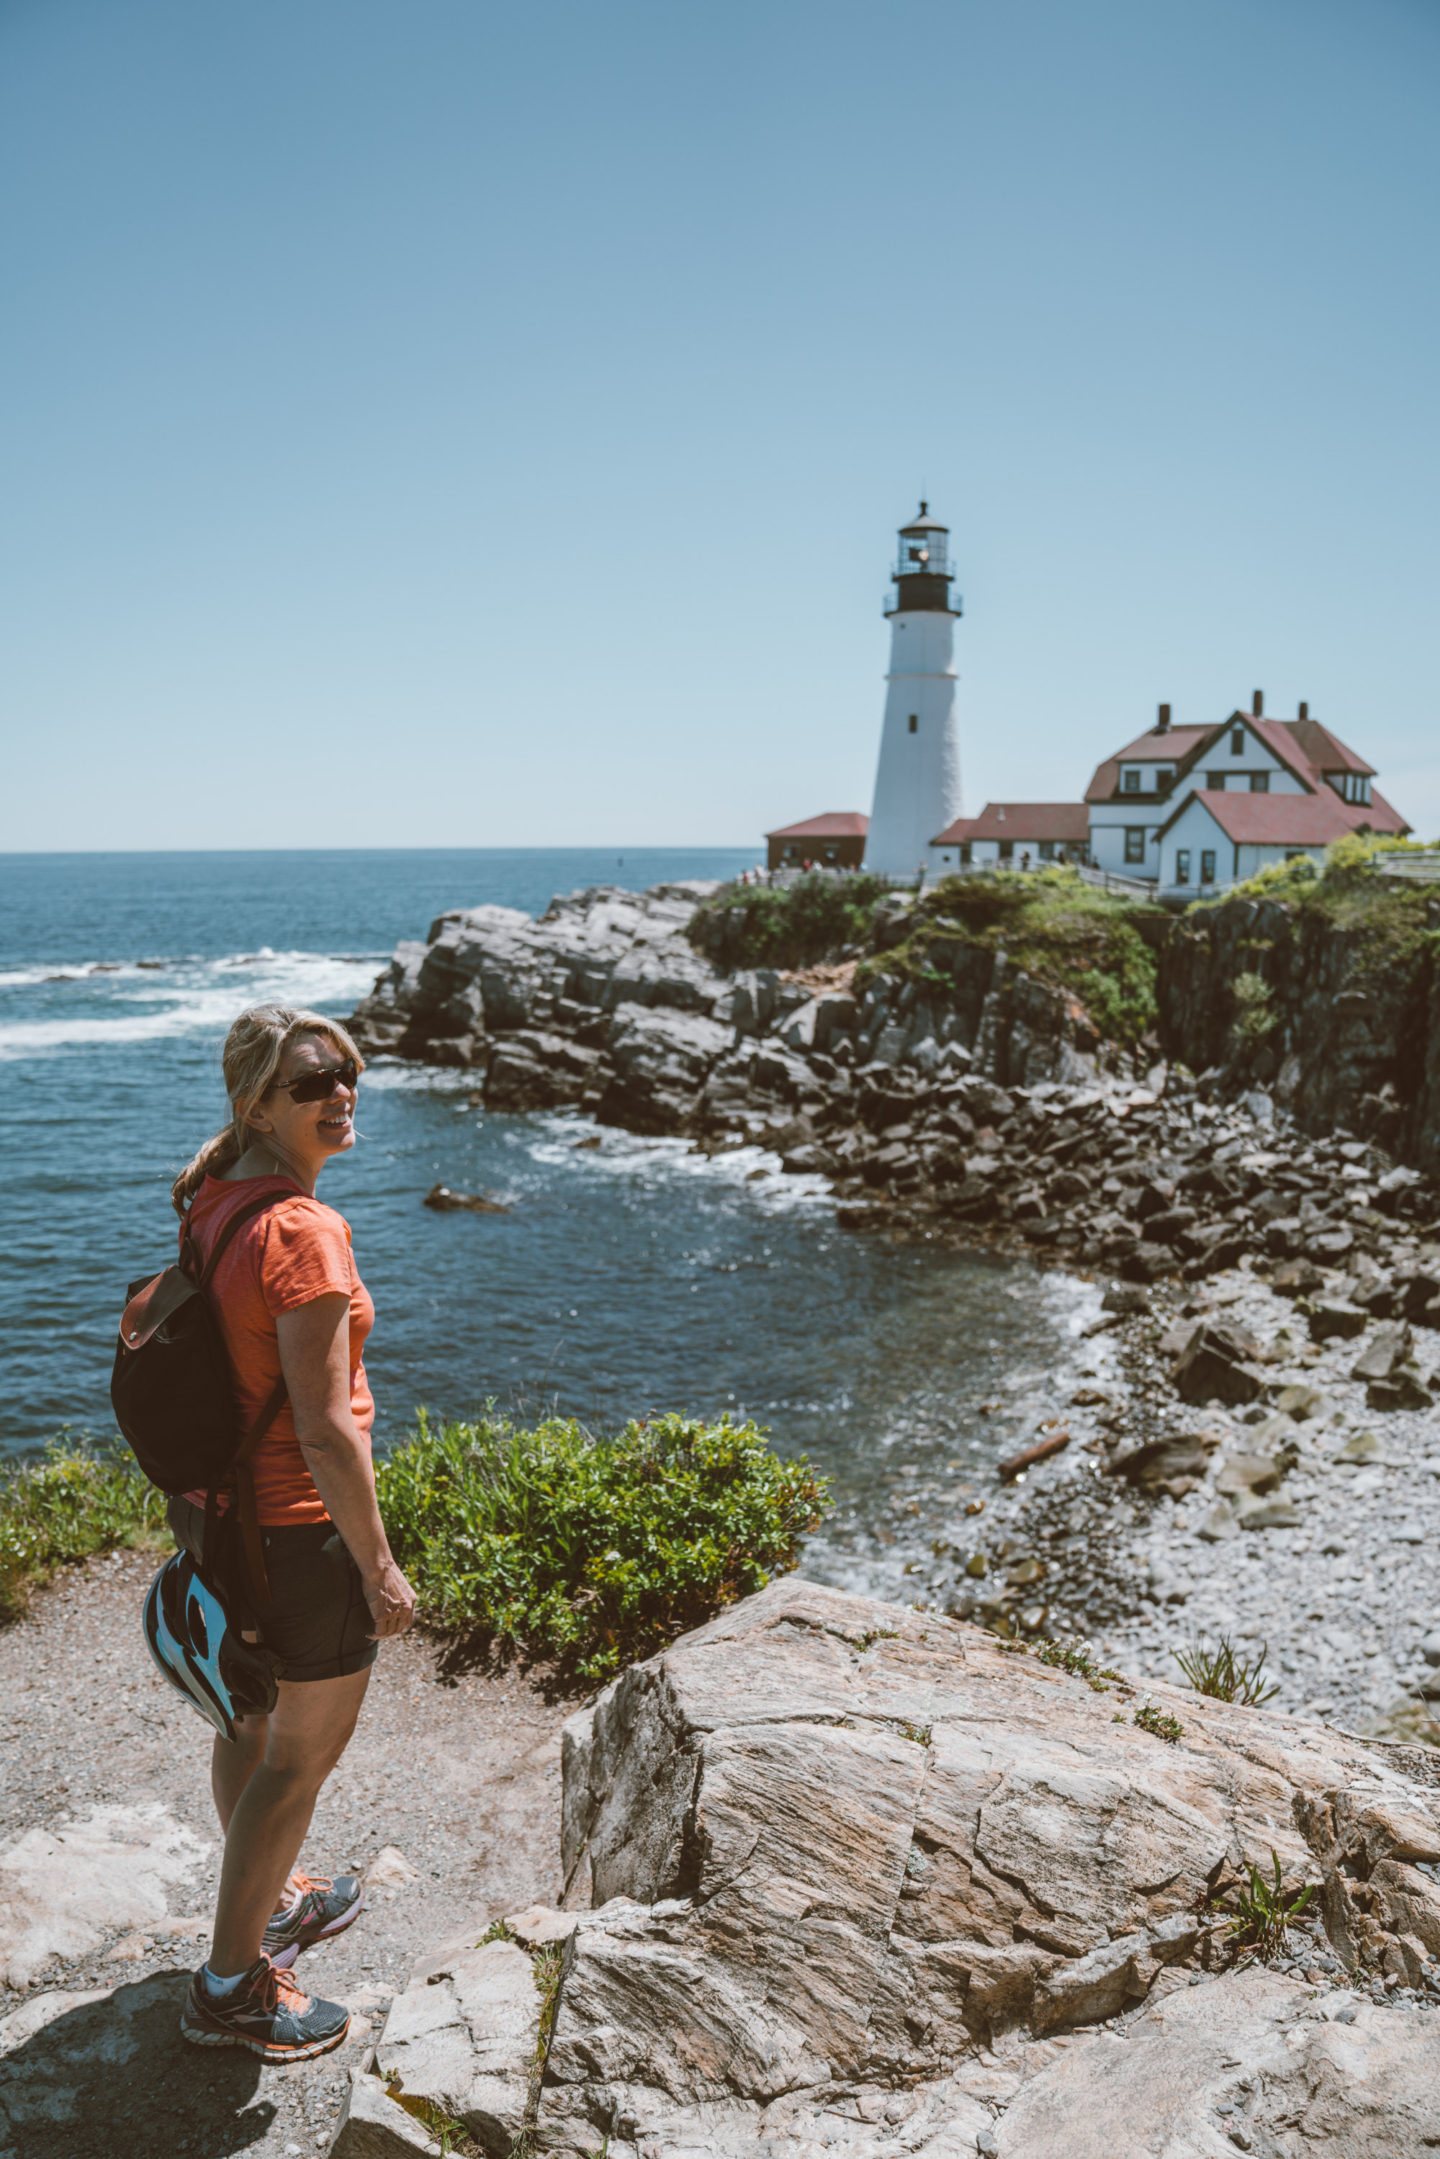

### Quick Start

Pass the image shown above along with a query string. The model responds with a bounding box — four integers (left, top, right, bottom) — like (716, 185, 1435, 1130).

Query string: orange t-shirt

(182, 1174, 375, 1526)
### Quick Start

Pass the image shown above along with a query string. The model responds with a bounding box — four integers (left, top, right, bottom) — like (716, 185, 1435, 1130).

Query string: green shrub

(375, 1411, 830, 1683)
(0, 1440, 168, 1623)
(688, 871, 891, 970)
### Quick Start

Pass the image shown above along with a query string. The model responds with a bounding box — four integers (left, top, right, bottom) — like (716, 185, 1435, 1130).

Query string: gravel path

(0, 1545, 569, 2159)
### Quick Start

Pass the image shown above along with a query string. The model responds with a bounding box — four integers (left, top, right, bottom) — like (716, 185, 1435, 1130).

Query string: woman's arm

(276, 1293, 416, 1639)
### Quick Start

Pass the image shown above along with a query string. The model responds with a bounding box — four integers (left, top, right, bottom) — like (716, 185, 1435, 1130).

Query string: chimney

(1252, 689, 1264, 716)
(1156, 702, 1171, 734)
(1298, 700, 1308, 720)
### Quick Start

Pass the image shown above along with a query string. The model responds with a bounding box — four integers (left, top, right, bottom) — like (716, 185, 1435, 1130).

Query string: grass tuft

(375, 1409, 830, 1685)
(0, 1439, 168, 1623)
(1217, 1850, 1315, 1963)
(1172, 1634, 1279, 1706)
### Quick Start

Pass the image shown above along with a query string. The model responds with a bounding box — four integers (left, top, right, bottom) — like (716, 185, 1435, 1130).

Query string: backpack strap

(188, 1190, 296, 1619)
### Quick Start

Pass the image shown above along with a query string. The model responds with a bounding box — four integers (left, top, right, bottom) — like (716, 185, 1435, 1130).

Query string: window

(1333, 771, 1372, 806)
(1249, 771, 1269, 794)
(998, 839, 1014, 861)
(1175, 849, 1191, 884)
(1230, 727, 1244, 755)
(1124, 828, 1146, 865)
(1157, 768, 1175, 792)
(908, 713, 918, 734)
(1039, 840, 1055, 860)
(1200, 849, 1216, 884)
(1207, 772, 1227, 790)
(959, 842, 972, 865)
(1122, 769, 1141, 794)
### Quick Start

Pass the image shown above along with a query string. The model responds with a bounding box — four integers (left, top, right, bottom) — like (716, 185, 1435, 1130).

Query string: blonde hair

(171, 1004, 365, 1217)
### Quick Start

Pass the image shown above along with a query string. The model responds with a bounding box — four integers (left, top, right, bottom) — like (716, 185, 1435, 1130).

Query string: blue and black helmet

(142, 1551, 278, 1741)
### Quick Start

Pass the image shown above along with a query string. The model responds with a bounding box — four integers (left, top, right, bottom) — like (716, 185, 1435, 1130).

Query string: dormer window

(1122, 769, 1141, 794)
(1331, 772, 1372, 806)
(1156, 767, 1174, 792)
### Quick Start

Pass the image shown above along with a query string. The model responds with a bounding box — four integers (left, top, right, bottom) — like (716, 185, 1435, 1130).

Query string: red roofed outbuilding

(929, 802, 1089, 870)
(765, 812, 869, 871)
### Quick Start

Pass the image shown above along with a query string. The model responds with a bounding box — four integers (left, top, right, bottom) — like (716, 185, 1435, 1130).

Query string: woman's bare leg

(209, 1668, 370, 1976)
(211, 1712, 268, 1836)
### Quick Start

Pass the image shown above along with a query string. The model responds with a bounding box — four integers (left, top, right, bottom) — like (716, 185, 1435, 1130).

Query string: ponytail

(171, 1004, 364, 1219)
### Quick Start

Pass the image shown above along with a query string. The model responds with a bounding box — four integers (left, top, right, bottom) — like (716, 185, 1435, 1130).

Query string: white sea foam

(523, 1117, 832, 1210)
(0, 951, 380, 1061)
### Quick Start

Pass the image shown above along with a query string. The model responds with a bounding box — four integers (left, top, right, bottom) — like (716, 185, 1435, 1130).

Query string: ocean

(0, 848, 1101, 1603)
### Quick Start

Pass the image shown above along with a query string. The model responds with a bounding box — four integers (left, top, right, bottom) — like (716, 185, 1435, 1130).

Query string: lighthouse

(865, 503, 962, 878)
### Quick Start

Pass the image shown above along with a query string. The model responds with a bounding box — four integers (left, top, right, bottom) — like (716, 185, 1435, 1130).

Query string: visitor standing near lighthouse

(865, 504, 963, 879)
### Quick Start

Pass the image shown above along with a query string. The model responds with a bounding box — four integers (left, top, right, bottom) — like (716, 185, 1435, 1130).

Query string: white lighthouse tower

(865, 503, 962, 878)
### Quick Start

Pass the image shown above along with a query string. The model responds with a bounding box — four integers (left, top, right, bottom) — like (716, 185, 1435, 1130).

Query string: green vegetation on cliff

(0, 1441, 167, 1622)
(688, 870, 891, 968)
(1191, 833, 1437, 966)
(0, 1419, 829, 1682)
(690, 865, 1162, 1049)
(871, 869, 1162, 1049)
(376, 1410, 828, 1683)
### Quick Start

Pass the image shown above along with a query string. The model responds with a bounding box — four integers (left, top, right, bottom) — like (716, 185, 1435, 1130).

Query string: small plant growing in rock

(1133, 1703, 1184, 1744)
(477, 1917, 518, 1945)
(1221, 1850, 1315, 1963)
(897, 1720, 933, 1746)
(855, 1627, 900, 1652)
(1033, 1639, 1122, 1692)
(1173, 1634, 1279, 1706)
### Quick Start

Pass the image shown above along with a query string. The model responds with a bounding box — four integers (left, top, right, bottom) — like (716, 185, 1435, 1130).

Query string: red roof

(1089, 709, 1391, 809)
(765, 810, 869, 840)
(1084, 727, 1210, 803)
(1158, 787, 1410, 845)
(932, 802, 1090, 845)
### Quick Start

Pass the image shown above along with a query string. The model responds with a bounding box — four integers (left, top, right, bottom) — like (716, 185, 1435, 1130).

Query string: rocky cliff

(345, 878, 1440, 1281)
(345, 880, 1107, 1138)
(336, 1578, 1440, 2157)
(1157, 886, 1440, 1173)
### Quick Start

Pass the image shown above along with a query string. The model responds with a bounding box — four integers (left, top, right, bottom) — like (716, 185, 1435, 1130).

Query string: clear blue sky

(3, 0, 1437, 851)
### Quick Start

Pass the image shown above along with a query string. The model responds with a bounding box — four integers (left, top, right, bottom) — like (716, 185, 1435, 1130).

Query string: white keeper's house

(764, 505, 1413, 895)
(1084, 692, 1409, 892)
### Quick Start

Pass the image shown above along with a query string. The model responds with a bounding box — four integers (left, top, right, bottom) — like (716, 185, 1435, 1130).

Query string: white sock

(201, 1963, 248, 1998)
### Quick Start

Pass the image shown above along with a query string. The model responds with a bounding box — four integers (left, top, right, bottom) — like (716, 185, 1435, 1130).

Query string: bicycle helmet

(142, 1550, 278, 1740)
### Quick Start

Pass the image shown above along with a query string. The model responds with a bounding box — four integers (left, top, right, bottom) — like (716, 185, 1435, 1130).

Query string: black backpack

(112, 1191, 290, 1606)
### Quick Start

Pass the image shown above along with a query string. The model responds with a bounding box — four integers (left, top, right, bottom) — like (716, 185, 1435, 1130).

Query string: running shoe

(180, 1956, 350, 2061)
(262, 1870, 365, 1968)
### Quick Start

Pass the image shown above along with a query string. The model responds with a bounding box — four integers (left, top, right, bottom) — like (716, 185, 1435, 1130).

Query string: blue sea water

(0, 848, 1101, 1601)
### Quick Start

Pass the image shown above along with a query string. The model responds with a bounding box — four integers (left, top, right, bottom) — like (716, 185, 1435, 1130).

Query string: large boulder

(336, 1579, 1440, 2157)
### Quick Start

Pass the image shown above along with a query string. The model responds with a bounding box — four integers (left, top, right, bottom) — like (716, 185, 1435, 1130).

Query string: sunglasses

(270, 1057, 359, 1105)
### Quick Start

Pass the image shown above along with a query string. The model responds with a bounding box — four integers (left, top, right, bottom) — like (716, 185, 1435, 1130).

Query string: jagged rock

(1352, 1322, 1416, 1382)
(1106, 1432, 1218, 1499)
(1271, 1256, 1326, 1297)
(1307, 1299, 1369, 1342)
(423, 1184, 511, 1215)
(345, 1582, 1440, 2157)
(356, 1937, 540, 2156)
(1367, 1366, 1435, 1412)
(499, 1579, 1440, 2151)
(1174, 1324, 1266, 1407)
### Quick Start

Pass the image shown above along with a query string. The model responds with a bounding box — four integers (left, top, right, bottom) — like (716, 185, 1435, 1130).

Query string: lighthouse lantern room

(866, 503, 963, 878)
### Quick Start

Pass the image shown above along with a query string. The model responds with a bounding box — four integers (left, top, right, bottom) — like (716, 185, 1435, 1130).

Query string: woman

(168, 1003, 416, 2061)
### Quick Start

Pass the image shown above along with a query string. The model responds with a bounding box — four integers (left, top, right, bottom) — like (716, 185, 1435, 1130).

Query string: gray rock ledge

(334, 1577, 1440, 2158)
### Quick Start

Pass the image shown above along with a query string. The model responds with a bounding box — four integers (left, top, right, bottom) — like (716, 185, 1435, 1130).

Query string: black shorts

(166, 1498, 378, 1685)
